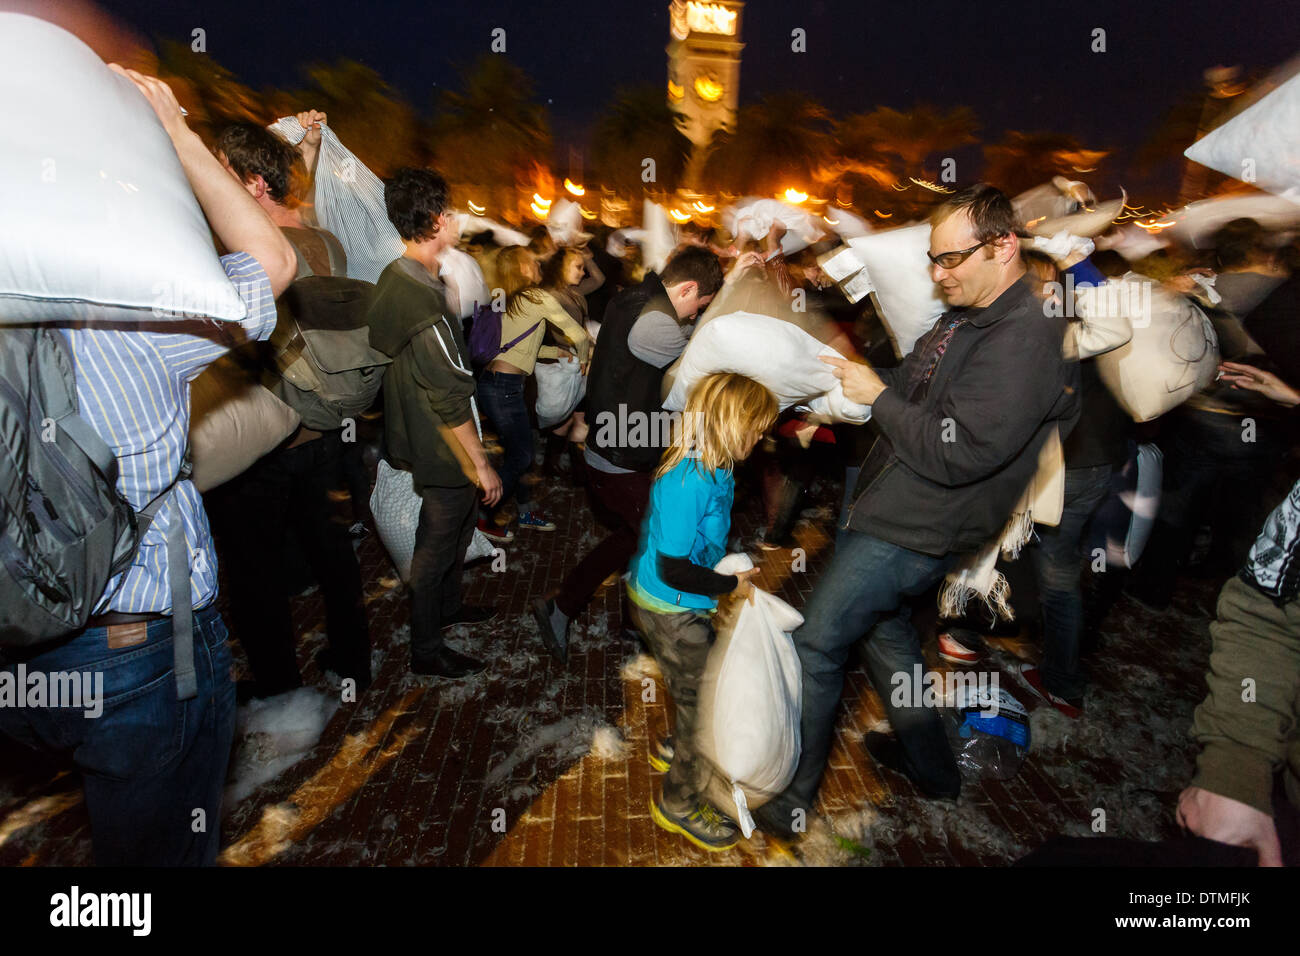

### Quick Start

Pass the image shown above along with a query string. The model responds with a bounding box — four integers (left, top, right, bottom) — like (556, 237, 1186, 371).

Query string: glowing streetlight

(467, 200, 486, 215)
(564, 178, 585, 197)
(783, 188, 808, 204)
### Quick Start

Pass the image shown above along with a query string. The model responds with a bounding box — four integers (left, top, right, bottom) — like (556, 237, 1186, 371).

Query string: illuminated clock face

(693, 74, 724, 103)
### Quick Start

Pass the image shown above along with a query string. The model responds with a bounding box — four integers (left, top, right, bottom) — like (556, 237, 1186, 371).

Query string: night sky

(97, 0, 1300, 193)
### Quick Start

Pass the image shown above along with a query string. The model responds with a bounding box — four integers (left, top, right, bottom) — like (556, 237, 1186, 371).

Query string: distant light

(579, 206, 597, 220)
(822, 215, 840, 226)
(668, 207, 693, 223)
(909, 177, 954, 194)
(668, 80, 685, 102)
(873, 209, 892, 219)
(467, 200, 486, 215)
(692, 201, 714, 213)
(530, 201, 550, 220)
(694, 76, 725, 103)
(783, 188, 808, 204)
(564, 178, 585, 197)
(533, 193, 552, 209)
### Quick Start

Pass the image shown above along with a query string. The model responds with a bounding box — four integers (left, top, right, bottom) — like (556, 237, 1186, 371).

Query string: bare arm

(109, 65, 297, 297)
(449, 420, 502, 506)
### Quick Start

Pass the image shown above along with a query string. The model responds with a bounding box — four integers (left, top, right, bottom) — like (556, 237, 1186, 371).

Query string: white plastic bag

(0, 13, 248, 325)
(370, 459, 495, 581)
(533, 355, 585, 429)
(270, 116, 405, 284)
(847, 224, 947, 359)
(663, 311, 871, 424)
(697, 553, 803, 837)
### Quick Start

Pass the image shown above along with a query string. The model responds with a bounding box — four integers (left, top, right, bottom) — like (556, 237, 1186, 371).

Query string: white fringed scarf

(938, 425, 1065, 620)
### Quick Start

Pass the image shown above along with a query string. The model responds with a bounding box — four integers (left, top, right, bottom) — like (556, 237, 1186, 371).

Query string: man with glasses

(756, 184, 1080, 834)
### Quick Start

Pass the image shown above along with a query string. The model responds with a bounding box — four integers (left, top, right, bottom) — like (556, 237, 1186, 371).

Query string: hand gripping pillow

(847, 224, 947, 359)
(696, 553, 803, 838)
(662, 311, 871, 424)
(0, 14, 247, 324)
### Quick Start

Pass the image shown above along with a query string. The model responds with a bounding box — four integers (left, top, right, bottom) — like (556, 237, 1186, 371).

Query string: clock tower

(667, 1, 744, 181)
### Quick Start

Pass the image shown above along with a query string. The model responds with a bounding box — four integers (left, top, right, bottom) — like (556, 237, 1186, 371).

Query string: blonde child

(628, 372, 779, 851)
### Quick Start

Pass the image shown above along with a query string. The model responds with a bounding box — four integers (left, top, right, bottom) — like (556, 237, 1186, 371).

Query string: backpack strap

(497, 319, 543, 357)
(135, 481, 196, 701)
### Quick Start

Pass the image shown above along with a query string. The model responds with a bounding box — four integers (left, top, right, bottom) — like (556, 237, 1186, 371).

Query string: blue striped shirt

(61, 252, 277, 613)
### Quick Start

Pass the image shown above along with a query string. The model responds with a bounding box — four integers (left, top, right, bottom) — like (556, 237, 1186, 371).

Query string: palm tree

(431, 55, 552, 218)
(701, 93, 833, 197)
(156, 40, 265, 139)
(982, 131, 1109, 198)
(590, 86, 692, 198)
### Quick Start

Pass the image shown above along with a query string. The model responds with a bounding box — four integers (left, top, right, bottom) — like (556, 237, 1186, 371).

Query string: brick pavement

(0, 451, 1220, 867)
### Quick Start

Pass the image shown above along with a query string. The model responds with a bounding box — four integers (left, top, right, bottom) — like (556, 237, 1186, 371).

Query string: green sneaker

(650, 796, 739, 852)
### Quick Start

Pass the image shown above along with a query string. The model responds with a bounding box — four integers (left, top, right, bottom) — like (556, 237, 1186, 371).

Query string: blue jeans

(0, 605, 236, 865)
(1028, 463, 1113, 700)
(476, 370, 538, 515)
(771, 532, 958, 816)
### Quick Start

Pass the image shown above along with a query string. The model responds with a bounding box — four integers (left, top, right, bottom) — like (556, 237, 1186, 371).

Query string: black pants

(212, 432, 370, 694)
(409, 482, 478, 664)
(555, 468, 653, 619)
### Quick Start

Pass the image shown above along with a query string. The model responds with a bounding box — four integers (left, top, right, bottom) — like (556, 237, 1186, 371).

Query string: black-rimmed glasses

(927, 240, 987, 269)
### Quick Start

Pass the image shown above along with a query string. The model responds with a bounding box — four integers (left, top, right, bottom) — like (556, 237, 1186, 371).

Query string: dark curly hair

(214, 123, 301, 204)
(384, 167, 451, 242)
(930, 183, 1020, 243)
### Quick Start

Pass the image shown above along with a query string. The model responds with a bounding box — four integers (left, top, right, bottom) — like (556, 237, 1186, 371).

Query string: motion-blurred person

(368, 168, 502, 678)
(0, 67, 296, 865)
(755, 185, 1079, 832)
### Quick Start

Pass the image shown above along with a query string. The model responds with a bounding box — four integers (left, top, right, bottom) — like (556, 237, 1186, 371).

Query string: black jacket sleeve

(656, 553, 738, 598)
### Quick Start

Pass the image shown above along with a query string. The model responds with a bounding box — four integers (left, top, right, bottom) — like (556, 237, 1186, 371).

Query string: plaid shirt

(61, 252, 277, 613)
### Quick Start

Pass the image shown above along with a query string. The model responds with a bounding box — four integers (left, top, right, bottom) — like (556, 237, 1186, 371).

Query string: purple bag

(468, 303, 540, 367)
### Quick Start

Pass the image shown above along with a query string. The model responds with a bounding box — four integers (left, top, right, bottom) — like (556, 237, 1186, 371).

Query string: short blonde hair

(655, 372, 779, 480)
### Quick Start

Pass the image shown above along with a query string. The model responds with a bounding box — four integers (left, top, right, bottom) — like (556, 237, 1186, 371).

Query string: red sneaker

(476, 519, 515, 543)
(937, 631, 981, 665)
(1019, 664, 1083, 719)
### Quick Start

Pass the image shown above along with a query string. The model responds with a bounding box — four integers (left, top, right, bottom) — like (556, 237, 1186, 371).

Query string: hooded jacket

(368, 256, 478, 490)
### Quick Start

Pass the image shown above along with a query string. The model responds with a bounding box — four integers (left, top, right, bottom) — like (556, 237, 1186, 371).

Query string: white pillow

(1184, 69, 1300, 201)
(663, 311, 871, 424)
(847, 223, 946, 358)
(0, 13, 248, 324)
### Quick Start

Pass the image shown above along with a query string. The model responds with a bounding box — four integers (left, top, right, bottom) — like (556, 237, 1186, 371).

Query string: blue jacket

(630, 459, 734, 611)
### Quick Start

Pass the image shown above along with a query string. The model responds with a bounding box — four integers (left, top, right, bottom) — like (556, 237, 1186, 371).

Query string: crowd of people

(2, 64, 1298, 868)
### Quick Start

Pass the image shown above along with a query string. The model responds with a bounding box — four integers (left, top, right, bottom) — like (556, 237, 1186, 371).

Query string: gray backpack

(0, 327, 196, 698)
(267, 230, 391, 431)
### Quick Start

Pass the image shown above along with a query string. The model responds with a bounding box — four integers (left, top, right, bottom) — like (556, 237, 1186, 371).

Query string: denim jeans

(767, 531, 958, 819)
(555, 468, 652, 619)
(1028, 463, 1113, 700)
(476, 370, 538, 515)
(0, 604, 236, 865)
(408, 482, 478, 664)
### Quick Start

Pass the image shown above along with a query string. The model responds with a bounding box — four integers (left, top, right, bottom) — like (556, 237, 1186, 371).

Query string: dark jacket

(585, 273, 678, 472)
(368, 256, 478, 490)
(846, 277, 1080, 556)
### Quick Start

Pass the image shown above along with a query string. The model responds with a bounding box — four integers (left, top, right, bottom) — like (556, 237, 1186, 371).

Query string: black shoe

(441, 604, 498, 629)
(530, 597, 568, 664)
(863, 732, 959, 800)
(751, 799, 801, 841)
(411, 646, 486, 678)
